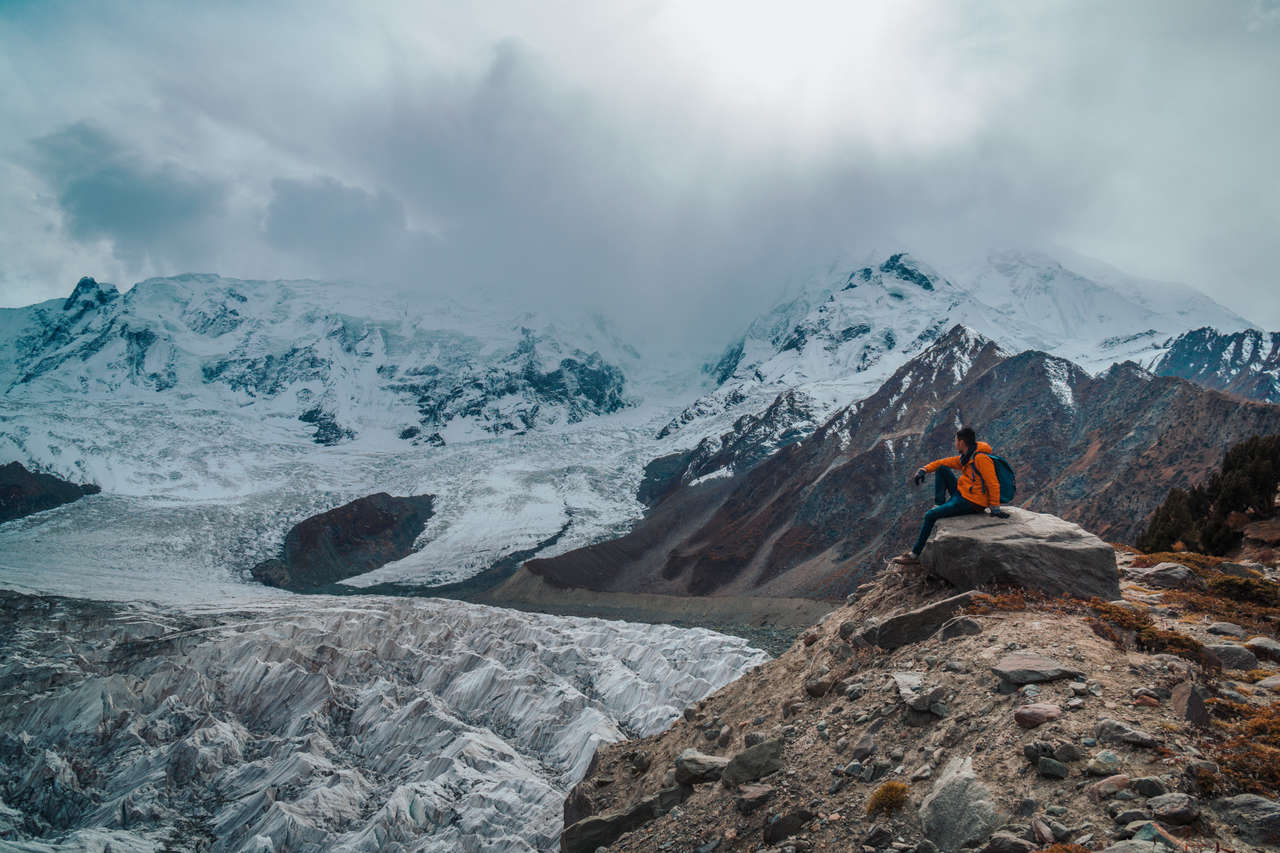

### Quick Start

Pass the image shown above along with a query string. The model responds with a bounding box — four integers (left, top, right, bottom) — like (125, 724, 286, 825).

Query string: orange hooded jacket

(922, 441, 1001, 508)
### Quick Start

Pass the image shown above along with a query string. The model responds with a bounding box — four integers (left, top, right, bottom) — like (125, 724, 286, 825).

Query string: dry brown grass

(1086, 599, 1222, 673)
(865, 780, 910, 817)
(1240, 669, 1274, 684)
(1131, 552, 1225, 573)
(1035, 845, 1091, 853)
(1208, 698, 1280, 795)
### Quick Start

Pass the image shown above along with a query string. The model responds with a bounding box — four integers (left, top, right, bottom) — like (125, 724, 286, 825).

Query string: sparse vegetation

(1137, 434, 1280, 554)
(1207, 697, 1280, 795)
(1085, 599, 1222, 672)
(865, 780, 910, 817)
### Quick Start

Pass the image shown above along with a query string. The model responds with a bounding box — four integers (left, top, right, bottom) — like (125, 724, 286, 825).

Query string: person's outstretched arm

(922, 455, 962, 473)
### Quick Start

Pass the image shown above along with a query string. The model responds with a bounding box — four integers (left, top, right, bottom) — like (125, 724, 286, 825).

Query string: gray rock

(1096, 718, 1158, 748)
(1130, 562, 1204, 591)
(561, 784, 691, 853)
(1245, 636, 1280, 662)
(744, 731, 766, 747)
(1037, 757, 1069, 779)
(733, 783, 774, 815)
(920, 507, 1120, 600)
(674, 748, 730, 785)
(1170, 682, 1210, 727)
(1206, 643, 1259, 671)
(1207, 621, 1245, 637)
(939, 616, 983, 639)
(978, 832, 1036, 853)
(1131, 777, 1167, 797)
(919, 757, 1002, 852)
(855, 592, 980, 650)
(720, 738, 783, 788)
(1100, 841, 1164, 853)
(992, 653, 1084, 685)
(1148, 792, 1199, 825)
(1214, 793, 1280, 845)
(764, 808, 814, 844)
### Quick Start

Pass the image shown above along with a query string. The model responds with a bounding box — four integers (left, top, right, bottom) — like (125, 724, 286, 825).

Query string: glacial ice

(0, 593, 766, 852)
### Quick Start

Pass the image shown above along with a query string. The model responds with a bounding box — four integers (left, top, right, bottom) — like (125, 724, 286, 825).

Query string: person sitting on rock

(893, 426, 1001, 566)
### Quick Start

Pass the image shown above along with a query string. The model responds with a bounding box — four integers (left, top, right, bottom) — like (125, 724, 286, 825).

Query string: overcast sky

(1, 0, 1277, 346)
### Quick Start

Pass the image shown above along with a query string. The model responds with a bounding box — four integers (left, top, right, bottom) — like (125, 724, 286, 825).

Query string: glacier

(0, 592, 766, 852)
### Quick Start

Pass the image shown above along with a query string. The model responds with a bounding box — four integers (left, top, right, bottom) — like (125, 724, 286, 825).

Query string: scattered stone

(1245, 636, 1280, 662)
(920, 507, 1121, 600)
(1014, 703, 1062, 728)
(717, 726, 733, 748)
(1037, 757, 1069, 779)
(1053, 742, 1083, 763)
(1066, 698, 1085, 712)
(867, 824, 894, 846)
(1088, 774, 1130, 800)
(919, 757, 1002, 852)
(1207, 621, 1245, 638)
(721, 738, 784, 788)
(1206, 643, 1259, 671)
(674, 749, 730, 785)
(992, 654, 1083, 685)
(745, 732, 766, 747)
(1131, 777, 1167, 798)
(763, 808, 814, 844)
(852, 734, 877, 762)
(805, 670, 837, 698)
(857, 593, 981, 649)
(1148, 793, 1199, 825)
(1130, 562, 1204, 591)
(1070, 682, 1090, 696)
(1122, 821, 1183, 848)
(734, 784, 775, 815)
(1213, 793, 1280, 845)
(1170, 682, 1210, 728)
(1258, 675, 1280, 691)
(978, 832, 1035, 853)
(939, 616, 983, 640)
(1096, 718, 1157, 748)
(1111, 809, 1149, 825)
(1099, 841, 1163, 853)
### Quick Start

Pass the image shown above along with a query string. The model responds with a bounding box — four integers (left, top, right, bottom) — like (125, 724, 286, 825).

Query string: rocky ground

(562, 544, 1280, 853)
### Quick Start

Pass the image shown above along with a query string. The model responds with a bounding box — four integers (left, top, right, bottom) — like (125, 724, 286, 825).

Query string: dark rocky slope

(514, 326, 1280, 601)
(0, 461, 100, 523)
(559, 536, 1280, 853)
(1153, 327, 1280, 404)
(251, 492, 434, 589)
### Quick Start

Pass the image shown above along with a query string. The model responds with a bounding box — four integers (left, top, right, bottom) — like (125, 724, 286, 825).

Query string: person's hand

(912, 468, 926, 486)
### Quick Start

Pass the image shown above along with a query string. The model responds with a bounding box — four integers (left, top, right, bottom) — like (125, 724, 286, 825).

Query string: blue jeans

(912, 468, 983, 555)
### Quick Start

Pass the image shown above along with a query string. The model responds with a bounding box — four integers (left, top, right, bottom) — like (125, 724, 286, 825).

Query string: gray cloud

(1, 0, 1277, 349)
(29, 123, 228, 269)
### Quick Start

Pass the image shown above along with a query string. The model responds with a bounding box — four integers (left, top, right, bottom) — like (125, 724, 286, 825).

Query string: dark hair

(956, 426, 977, 450)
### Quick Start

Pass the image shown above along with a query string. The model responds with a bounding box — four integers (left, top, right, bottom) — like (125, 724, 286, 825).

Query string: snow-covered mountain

(656, 250, 1254, 459)
(1150, 327, 1280, 403)
(1, 274, 639, 449)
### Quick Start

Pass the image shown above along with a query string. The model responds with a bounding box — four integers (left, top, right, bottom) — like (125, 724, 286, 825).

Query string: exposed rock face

(921, 508, 1119, 600)
(992, 654, 1083, 685)
(919, 757, 1001, 852)
(852, 592, 980, 650)
(0, 462, 100, 524)
(1152, 327, 1280, 404)
(251, 492, 434, 589)
(519, 325, 1280, 601)
(0, 591, 763, 852)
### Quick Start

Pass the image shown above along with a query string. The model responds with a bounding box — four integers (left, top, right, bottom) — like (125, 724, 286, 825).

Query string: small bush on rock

(866, 781, 909, 817)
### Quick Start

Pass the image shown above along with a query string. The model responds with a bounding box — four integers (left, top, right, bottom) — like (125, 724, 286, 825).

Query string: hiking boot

(890, 552, 922, 566)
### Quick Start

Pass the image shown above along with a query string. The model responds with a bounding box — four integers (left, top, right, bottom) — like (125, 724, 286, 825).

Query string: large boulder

(919, 757, 1002, 852)
(920, 507, 1119, 600)
(251, 492, 435, 590)
(721, 738, 783, 788)
(853, 592, 980, 649)
(1214, 794, 1280, 845)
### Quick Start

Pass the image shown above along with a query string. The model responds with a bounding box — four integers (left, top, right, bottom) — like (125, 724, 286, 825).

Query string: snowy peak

(2, 274, 642, 446)
(846, 252, 947, 292)
(1152, 326, 1280, 403)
